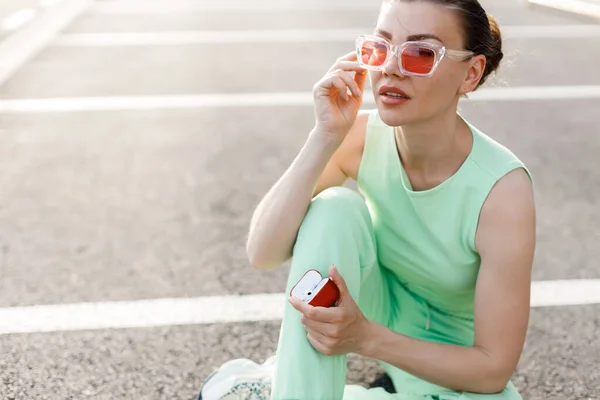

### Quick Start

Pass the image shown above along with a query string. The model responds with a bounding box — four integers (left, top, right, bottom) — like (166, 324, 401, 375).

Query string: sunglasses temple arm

(445, 49, 475, 60)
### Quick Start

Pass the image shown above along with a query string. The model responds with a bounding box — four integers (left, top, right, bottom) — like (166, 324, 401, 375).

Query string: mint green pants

(270, 187, 522, 400)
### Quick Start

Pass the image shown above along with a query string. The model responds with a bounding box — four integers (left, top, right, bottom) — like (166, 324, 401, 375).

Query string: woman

(199, 0, 536, 399)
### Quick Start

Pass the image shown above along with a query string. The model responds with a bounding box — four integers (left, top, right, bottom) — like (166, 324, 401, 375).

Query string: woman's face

(370, 1, 474, 127)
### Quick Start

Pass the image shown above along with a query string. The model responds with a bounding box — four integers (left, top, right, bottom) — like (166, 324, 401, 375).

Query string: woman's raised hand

(313, 52, 368, 142)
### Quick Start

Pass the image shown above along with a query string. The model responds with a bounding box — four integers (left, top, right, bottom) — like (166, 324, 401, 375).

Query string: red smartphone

(290, 269, 340, 308)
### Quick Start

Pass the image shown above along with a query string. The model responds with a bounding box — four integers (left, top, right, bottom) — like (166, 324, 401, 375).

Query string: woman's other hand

(288, 264, 373, 356)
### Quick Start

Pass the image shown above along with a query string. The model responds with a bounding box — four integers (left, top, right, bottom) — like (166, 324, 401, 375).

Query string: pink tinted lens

(401, 45, 436, 74)
(360, 40, 388, 67)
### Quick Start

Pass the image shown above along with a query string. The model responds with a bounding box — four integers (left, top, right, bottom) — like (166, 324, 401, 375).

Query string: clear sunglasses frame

(355, 34, 474, 77)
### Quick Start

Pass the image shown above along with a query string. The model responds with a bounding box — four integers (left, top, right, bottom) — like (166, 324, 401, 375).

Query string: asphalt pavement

(0, 0, 598, 399)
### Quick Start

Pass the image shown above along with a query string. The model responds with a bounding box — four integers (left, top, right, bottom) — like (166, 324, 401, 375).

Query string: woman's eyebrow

(374, 28, 444, 43)
(406, 33, 444, 43)
(374, 28, 393, 40)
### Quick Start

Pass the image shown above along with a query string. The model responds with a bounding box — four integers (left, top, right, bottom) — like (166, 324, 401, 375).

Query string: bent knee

(308, 186, 370, 222)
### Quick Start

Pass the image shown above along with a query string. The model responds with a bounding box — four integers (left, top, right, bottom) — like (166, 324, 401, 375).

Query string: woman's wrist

(292, 128, 343, 173)
(358, 319, 385, 358)
(310, 126, 345, 148)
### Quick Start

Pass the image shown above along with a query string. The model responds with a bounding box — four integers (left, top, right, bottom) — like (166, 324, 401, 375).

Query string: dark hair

(385, 0, 503, 89)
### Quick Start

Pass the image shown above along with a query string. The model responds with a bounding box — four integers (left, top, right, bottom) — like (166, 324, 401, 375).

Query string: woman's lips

(378, 85, 411, 105)
(379, 92, 410, 105)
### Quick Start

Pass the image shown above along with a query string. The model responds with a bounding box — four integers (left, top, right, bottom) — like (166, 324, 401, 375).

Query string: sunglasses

(355, 34, 474, 77)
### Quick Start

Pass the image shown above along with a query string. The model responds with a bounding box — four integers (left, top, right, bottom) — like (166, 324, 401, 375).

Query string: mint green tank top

(357, 109, 531, 348)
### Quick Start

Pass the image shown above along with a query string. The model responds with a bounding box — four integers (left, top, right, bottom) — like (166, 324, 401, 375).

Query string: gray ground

(0, 0, 598, 399)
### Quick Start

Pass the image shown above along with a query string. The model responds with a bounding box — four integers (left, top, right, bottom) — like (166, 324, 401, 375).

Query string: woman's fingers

(327, 52, 358, 73)
(319, 51, 367, 101)
(332, 61, 365, 73)
(302, 317, 333, 335)
(333, 71, 362, 98)
(329, 75, 350, 101)
(319, 71, 362, 100)
(327, 61, 365, 75)
(354, 68, 368, 93)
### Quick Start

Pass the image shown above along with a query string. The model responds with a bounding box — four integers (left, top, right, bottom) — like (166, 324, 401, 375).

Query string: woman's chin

(376, 106, 414, 127)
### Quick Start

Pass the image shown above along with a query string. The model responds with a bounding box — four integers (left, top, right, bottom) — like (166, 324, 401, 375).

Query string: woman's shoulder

(466, 120, 532, 185)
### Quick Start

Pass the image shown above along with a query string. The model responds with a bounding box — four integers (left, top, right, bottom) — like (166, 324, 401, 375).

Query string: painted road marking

(0, 86, 599, 113)
(0, 0, 91, 85)
(0, 280, 598, 334)
(1, 8, 37, 33)
(528, 0, 600, 19)
(90, 0, 380, 13)
(52, 25, 600, 46)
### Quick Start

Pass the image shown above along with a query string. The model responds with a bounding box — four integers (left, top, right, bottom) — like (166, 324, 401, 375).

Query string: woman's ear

(459, 54, 486, 95)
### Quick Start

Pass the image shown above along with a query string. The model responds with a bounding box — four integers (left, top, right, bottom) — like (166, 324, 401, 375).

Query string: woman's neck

(394, 111, 473, 189)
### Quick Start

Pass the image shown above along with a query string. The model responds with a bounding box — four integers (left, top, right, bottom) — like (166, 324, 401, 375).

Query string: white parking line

(1, 86, 599, 113)
(528, 0, 600, 18)
(91, 0, 378, 13)
(52, 25, 600, 47)
(0, 0, 91, 86)
(0, 8, 37, 32)
(0, 280, 598, 334)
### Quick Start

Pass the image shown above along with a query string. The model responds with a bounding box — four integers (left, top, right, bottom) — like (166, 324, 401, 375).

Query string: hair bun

(483, 13, 503, 82)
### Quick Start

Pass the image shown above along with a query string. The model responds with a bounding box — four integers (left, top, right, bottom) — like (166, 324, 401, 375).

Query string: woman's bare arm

(362, 168, 536, 393)
(245, 112, 367, 271)
(245, 129, 343, 271)
(245, 51, 368, 271)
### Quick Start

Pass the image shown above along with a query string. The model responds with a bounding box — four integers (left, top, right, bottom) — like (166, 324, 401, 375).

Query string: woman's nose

(381, 51, 406, 78)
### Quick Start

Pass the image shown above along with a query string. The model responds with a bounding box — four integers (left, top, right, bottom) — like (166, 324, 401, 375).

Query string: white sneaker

(198, 356, 275, 400)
